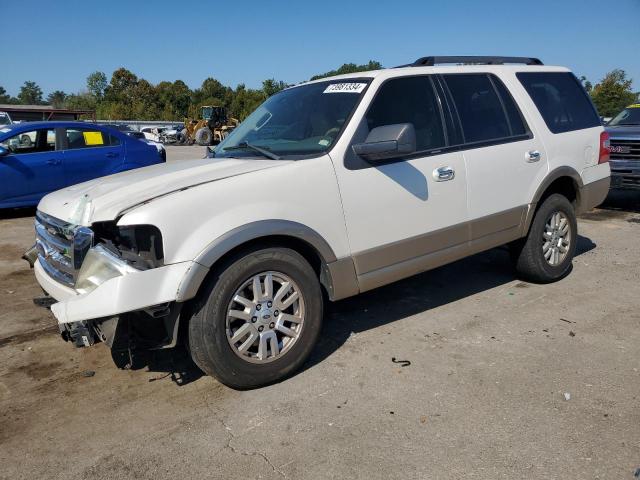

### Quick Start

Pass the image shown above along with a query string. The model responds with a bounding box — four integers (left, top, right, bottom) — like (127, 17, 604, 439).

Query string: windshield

(0, 113, 10, 126)
(215, 79, 370, 158)
(608, 106, 640, 126)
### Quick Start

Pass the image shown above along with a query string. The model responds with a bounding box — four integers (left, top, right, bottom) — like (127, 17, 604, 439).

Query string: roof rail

(404, 56, 543, 67)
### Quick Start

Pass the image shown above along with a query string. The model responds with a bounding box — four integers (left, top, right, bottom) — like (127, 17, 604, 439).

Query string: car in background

(0, 112, 12, 126)
(104, 123, 166, 162)
(0, 121, 166, 209)
(606, 104, 640, 189)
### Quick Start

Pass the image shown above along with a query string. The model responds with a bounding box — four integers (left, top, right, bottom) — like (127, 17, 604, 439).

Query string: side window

(108, 134, 121, 146)
(444, 74, 511, 143)
(0, 129, 55, 154)
(65, 129, 109, 149)
(366, 76, 446, 152)
(491, 76, 527, 136)
(516, 72, 600, 134)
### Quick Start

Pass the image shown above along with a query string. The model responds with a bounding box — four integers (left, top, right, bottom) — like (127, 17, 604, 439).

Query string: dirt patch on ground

(0, 325, 58, 348)
(579, 209, 631, 222)
(0, 243, 28, 263)
(12, 360, 65, 381)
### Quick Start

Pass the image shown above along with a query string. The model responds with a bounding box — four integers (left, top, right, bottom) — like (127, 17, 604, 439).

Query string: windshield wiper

(223, 142, 281, 160)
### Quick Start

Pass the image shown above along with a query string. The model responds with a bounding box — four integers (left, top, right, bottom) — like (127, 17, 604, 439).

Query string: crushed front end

(26, 210, 206, 362)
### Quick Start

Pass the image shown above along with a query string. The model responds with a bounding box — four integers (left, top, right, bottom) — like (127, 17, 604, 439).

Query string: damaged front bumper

(34, 256, 205, 324)
(31, 251, 208, 350)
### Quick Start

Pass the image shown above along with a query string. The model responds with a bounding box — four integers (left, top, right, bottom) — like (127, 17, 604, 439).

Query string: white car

(27, 56, 610, 388)
(0, 111, 11, 126)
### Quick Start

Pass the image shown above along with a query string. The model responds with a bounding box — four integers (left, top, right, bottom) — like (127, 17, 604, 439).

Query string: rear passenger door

(61, 127, 123, 185)
(441, 73, 548, 241)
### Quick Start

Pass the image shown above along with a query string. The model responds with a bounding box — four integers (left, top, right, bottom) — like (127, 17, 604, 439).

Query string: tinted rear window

(517, 72, 600, 133)
(444, 74, 527, 143)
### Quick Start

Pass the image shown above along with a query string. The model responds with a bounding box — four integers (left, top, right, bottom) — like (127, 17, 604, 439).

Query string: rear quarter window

(517, 72, 600, 134)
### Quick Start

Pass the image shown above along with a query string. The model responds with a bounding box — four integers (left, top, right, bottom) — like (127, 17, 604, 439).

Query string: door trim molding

(352, 205, 527, 292)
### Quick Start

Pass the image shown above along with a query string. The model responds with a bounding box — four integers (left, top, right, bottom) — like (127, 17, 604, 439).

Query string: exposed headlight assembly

(75, 245, 138, 294)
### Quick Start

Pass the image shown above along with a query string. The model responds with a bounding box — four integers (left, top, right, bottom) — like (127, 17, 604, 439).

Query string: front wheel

(195, 127, 212, 146)
(511, 193, 578, 283)
(187, 248, 323, 389)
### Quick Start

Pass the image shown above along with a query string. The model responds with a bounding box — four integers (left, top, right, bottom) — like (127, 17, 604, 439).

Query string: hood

(38, 157, 291, 225)
(606, 124, 640, 138)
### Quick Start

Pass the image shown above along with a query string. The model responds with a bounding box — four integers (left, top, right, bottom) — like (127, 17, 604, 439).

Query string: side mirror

(352, 123, 416, 162)
(0, 145, 9, 157)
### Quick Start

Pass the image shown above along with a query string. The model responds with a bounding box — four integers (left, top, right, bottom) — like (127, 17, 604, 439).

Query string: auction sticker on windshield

(323, 83, 367, 94)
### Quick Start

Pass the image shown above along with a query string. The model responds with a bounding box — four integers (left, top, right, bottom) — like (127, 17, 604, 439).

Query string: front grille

(610, 139, 640, 161)
(35, 211, 93, 288)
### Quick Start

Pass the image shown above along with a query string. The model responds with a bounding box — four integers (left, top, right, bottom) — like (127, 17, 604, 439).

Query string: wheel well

(538, 176, 578, 206)
(198, 235, 326, 296)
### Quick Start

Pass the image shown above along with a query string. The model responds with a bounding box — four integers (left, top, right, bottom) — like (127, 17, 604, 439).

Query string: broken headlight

(75, 245, 138, 294)
(91, 222, 164, 270)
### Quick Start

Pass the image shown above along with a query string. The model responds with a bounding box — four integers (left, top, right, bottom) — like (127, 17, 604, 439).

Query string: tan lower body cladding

(353, 206, 527, 292)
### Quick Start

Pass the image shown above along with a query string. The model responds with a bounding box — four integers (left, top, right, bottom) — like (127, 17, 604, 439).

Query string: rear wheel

(187, 248, 323, 389)
(511, 193, 577, 282)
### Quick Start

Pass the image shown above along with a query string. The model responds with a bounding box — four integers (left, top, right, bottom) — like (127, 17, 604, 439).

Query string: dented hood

(38, 157, 290, 225)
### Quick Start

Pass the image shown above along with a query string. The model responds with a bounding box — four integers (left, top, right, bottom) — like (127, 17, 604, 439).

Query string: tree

(105, 68, 138, 103)
(262, 79, 288, 97)
(87, 71, 108, 98)
(156, 80, 191, 120)
(310, 60, 383, 80)
(590, 69, 637, 117)
(0, 86, 11, 104)
(47, 90, 67, 108)
(18, 81, 44, 104)
(579, 76, 592, 93)
(230, 84, 266, 120)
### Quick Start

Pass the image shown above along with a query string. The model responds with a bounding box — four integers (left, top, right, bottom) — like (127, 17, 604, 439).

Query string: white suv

(27, 56, 610, 388)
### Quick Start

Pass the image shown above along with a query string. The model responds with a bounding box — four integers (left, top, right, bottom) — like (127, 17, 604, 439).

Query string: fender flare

(175, 220, 359, 302)
(531, 166, 583, 205)
(194, 220, 337, 267)
(523, 166, 584, 233)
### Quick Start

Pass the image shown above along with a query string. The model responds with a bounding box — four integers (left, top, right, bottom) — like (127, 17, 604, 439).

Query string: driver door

(331, 75, 469, 291)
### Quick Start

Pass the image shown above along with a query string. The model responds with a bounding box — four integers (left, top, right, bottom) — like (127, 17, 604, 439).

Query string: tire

(511, 193, 577, 283)
(187, 247, 323, 389)
(195, 127, 212, 146)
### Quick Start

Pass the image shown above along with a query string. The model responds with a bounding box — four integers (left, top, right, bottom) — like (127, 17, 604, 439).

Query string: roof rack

(400, 56, 543, 67)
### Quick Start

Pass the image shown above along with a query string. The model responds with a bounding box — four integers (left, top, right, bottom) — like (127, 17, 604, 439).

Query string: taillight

(599, 131, 610, 164)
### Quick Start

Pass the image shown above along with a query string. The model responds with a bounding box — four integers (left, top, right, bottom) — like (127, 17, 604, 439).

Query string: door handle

(433, 166, 455, 182)
(526, 150, 541, 162)
(106, 152, 118, 158)
(46, 159, 61, 166)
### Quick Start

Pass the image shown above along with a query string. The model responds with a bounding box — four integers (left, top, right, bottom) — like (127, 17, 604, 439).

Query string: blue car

(0, 121, 166, 209)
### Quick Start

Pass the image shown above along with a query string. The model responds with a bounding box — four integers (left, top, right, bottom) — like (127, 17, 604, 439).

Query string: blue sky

(3, 0, 639, 96)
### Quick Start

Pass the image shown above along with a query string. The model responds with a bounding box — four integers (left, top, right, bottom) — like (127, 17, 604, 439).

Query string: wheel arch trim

(523, 166, 584, 233)
(176, 220, 359, 302)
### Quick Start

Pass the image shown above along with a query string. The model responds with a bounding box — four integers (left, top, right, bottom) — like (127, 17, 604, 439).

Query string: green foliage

(310, 60, 383, 80)
(18, 81, 44, 105)
(589, 69, 637, 117)
(47, 90, 67, 108)
(579, 76, 592, 93)
(230, 84, 267, 121)
(5, 61, 385, 120)
(86, 71, 108, 98)
(0, 86, 14, 104)
(262, 79, 289, 97)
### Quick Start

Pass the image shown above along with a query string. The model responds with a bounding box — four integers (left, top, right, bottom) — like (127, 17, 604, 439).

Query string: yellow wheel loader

(183, 106, 239, 146)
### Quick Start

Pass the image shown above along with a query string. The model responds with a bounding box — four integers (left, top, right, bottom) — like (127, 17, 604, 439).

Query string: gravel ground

(1, 156, 639, 479)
